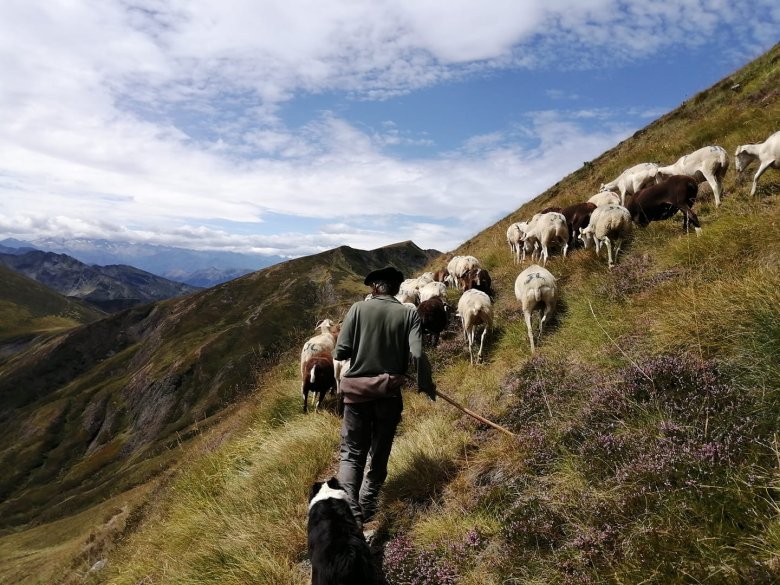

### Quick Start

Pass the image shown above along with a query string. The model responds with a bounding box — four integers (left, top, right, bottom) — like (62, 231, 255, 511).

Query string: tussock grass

(106, 383, 340, 585)
(384, 410, 470, 514)
(0, 484, 154, 585)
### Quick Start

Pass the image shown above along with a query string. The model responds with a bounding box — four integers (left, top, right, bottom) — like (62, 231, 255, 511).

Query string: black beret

(364, 266, 404, 286)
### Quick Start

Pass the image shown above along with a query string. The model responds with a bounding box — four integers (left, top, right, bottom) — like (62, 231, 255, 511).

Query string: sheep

(515, 221, 539, 262)
(560, 201, 597, 248)
(600, 162, 660, 205)
(333, 357, 350, 415)
(457, 289, 493, 365)
(522, 239, 539, 262)
(419, 281, 448, 303)
(734, 131, 780, 196)
(460, 267, 494, 298)
(299, 319, 340, 410)
(626, 174, 702, 235)
(507, 222, 522, 260)
(656, 145, 729, 206)
(397, 274, 440, 304)
(333, 357, 350, 395)
(395, 291, 419, 305)
(417, 272, 435, 287)
(445, 255, 481, 288)
(300, 319, 340, 380)
(514, 265, 558, 354)
(396, 279, 421, 305)
(578, 204, 633, 268)
(508, 222, 537, 263)
(433, 268, 449, 283)
(587, 190, 621, 207)
(522, 212, 569, 266)
(445, 256, 463, 287)
(302, 351, 337, 413)
(417, 296, 449, 347)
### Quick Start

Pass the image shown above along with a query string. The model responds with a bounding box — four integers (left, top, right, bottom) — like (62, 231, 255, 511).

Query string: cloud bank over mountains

(1, 1, 777, 256)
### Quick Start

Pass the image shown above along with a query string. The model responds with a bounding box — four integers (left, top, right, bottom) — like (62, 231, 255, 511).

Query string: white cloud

(0, 108, 631, 255)
(0, 0, 777, 259)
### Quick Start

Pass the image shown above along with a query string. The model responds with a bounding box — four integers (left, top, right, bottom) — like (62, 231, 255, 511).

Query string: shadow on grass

(383, 451, 459, 507)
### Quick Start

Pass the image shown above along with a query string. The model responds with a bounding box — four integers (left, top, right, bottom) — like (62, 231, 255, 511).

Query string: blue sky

(0, 1, 777, 258)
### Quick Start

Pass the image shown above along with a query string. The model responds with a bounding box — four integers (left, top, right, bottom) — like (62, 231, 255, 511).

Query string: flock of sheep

(299, 131, 779, 412)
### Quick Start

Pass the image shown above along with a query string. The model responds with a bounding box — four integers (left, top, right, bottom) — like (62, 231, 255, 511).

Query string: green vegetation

(0, 265, 103, 343)
(1, 44, 779, 585)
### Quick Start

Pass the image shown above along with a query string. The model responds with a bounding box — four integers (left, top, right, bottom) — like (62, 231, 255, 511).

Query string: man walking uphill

(333, 266, 437, 528)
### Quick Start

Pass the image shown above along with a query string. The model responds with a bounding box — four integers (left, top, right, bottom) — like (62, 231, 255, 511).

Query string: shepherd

(333, 266, 437, 530)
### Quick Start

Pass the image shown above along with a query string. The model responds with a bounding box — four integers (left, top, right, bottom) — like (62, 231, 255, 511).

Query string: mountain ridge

(0, 237, 282, 286)
(0, 250, 200, 312)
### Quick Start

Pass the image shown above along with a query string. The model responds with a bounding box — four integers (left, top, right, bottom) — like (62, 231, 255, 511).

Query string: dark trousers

(337, 397, 403, 526)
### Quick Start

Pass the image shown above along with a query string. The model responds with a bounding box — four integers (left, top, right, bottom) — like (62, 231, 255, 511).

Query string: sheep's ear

(314, 319, 324, 330)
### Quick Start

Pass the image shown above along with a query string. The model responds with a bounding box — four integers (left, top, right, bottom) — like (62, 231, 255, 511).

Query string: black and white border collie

(307, 477, 376, 585)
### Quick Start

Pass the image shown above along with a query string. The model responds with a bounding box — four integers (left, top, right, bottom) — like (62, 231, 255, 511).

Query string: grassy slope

(0, 240, 436, 533)
(2, 46, 779, 585)
(0, 242, 436, 584)
(0, 265, 104, 343)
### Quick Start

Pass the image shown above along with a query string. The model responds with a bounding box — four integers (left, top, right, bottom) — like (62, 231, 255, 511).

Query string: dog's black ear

(309, 481, 324, 502)
(326, 477, 343, 490)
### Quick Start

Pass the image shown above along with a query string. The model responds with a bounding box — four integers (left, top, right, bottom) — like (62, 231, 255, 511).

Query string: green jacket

(333, 295, 434, 393)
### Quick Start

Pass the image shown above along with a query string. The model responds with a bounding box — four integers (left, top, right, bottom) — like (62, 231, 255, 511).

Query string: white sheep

(417, 272, 435, 287)
(734, 131, 780, 196)
(507, 222, 522, 261)
(516, 221, 539, 262)
(578, 204, 633, 268)
(457, 289, 493, 365)
(522, 212, 568, 266)
(600, 162, 660, 205)
(587, 190, 621, 207)
(333, 357, 350, 396)
(445, 256, 462, 287)
(418, 281, 448, 303)
(508, 222, 536, 264)
(445, 255, 481, 288)
(396, 278, 421, 305)
(514, 265, 558, 354)
(656, 145, 729, 206)
(453, 255, 480, 280)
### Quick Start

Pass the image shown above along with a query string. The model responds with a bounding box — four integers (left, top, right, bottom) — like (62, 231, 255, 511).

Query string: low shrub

(384, 528, 488, 585)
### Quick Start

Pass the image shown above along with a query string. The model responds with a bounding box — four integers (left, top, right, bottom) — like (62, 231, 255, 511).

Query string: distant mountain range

(0, 239, 440, 529)
(0, 249, 200, 312)
(0, 238, 282, 287)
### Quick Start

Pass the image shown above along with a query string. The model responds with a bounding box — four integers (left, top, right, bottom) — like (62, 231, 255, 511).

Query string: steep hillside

(1, 45, 778, 585)
(0, 241, 437, 534)
(0, 251, 199, 312)
(0, 265, 104, 350)
(163, 266, 254, 287)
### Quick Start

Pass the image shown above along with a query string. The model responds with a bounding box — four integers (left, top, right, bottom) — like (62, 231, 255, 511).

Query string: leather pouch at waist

(340, 373, 405, 404)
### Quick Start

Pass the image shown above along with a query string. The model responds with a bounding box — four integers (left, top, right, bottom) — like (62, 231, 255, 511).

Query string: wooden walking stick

(435, 389, 516, 438)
